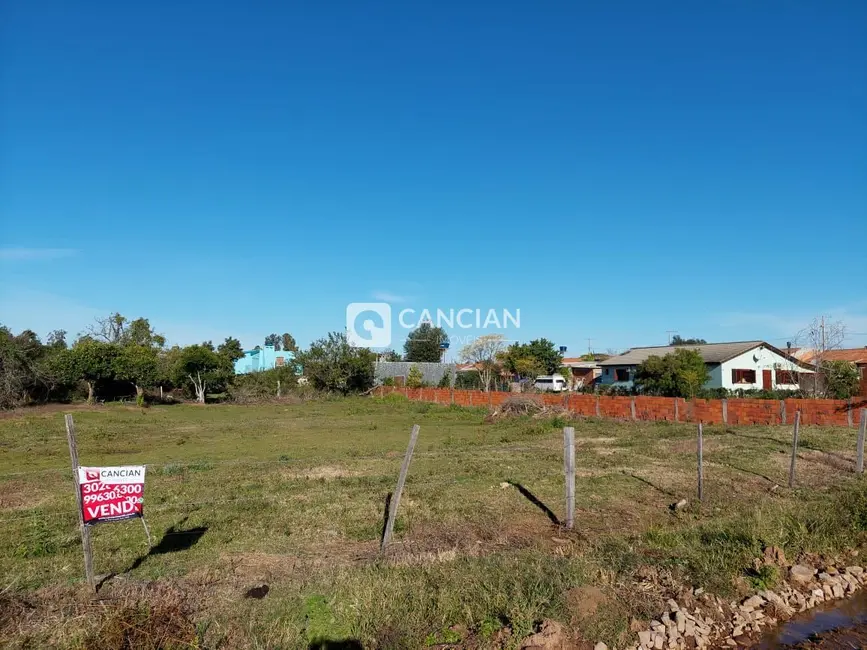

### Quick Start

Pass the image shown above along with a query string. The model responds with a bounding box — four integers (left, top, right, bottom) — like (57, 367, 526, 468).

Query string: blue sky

(1, 1, 865, 356)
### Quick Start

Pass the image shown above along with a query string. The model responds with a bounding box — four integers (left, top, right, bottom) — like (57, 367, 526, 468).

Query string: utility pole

(666, 331, 678, 345)
(586, 338, 593, 354)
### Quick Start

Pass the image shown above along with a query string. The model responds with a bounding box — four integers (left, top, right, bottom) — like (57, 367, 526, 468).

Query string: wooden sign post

(856, 409, 867, 475)
(381, 424, 420, 552)
(563, 427, 575, 529)
(697, 423, 704, 502)
(789, 410, 801, 488)
(65, 414, 95, 592)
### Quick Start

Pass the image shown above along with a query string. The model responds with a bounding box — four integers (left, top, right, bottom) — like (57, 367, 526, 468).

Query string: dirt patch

(566, 586, 608, 619)
(283, 465, 359, 480)
(520, 619, 582, 649)
(0, 479, 46, 510)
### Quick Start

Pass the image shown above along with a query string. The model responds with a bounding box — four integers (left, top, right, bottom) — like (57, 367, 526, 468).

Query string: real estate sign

(77, 466, 146, 525)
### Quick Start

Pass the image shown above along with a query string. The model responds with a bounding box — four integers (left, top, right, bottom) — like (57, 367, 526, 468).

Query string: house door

(762, 369, 772, 390)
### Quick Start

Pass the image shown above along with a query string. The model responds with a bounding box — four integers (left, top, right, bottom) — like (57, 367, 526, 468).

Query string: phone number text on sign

(77, 466, 146, 525)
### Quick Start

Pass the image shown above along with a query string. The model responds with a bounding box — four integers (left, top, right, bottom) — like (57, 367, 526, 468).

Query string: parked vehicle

(533, 374, 569, 392)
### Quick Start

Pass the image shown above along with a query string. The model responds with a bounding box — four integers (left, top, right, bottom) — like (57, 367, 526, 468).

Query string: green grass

(1, 398, 866, 649)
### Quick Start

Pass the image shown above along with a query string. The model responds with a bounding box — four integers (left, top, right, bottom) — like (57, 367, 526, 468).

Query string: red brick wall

(375, 386, 866, 427)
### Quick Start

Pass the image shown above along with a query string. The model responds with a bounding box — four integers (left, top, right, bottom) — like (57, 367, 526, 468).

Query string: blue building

(234, 345, 298, 375)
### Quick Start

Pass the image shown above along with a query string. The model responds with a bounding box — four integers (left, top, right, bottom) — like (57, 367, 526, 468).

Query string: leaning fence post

(563, 427, 575, 529)
(697, 422, 704, 501)
(381, 424, 420, 552)
(856, 409, 866, 475)
(65, 415, 95, 592)
(789, 411, 801, 488)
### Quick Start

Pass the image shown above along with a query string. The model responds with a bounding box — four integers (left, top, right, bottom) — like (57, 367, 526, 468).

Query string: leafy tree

(634, 349, 710, 397)
(124, 318, 166, 348)
(406, 364, 425, 388)
(459, 334, 506, 392)
(281, 333, 298, 353)
(0, 326, 51, 408)
(114, 345, 159, 399)
(217, 337, 245, 364)
(264, 333, 281, 350)
(172, 344, 226, 403)
(823, 361, 860, 399)
(46, 330, 67, 350)
(671, 336, 707, 346)
(379, 349, 402, 362)
(55, 339, 118, 403)
(403, 322, 449, 362)
(296, 332, 375, 394)
(502, 339, 563, 377)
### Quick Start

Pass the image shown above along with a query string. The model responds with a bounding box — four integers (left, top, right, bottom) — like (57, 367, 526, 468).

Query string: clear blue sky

(2, 1, 865, 355)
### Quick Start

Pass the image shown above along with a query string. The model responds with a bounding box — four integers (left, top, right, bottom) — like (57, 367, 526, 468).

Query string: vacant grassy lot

(2, 396, 867, 649)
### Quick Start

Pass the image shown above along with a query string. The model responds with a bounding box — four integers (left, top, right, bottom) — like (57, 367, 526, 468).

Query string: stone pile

(596, 562, 867, 650)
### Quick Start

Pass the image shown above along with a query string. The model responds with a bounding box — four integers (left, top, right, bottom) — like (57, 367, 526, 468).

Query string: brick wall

(377, 386, 867, 427)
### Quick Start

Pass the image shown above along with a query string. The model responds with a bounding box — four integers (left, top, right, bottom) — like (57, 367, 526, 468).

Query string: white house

(599, 340, 813, 391)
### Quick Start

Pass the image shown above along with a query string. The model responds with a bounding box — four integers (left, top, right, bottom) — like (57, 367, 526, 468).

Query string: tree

(55, 339, 118, 403)
(670, 336, 707, 346)
(0, 326, 52, 409)
(281, 333, 298, 353)
(87, 313, 128, 344)
(217, 337, 245, 364)
(406, 364, 425, 388)
(124, 318, 166, 348)
(114, 345, 159, 399)
(634, 348, 710, 397)
(379, 349, 402, 362)
(296, 332, 375, 394)
(796, 317, 847, 397)
(459, 334, 506, 392)
(264, 333, 281, 350)
(46, 330, 67, 350)
(501, 338, 563, 377)
(823, 360, 860, 399)
(403, 322, 449, 362)
(172, 344, 225, 403)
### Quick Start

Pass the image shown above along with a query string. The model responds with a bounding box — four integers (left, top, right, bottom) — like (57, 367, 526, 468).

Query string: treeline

(0, 313, 377, 409)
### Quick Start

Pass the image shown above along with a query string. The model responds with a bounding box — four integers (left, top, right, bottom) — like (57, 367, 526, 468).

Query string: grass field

(2, 396, 867, 649)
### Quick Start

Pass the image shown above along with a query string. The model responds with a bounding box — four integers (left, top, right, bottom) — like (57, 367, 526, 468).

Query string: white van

(533, 374, 569, 392)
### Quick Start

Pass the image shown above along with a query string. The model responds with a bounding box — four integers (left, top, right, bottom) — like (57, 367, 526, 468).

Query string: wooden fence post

(847, 399, 853, 428)
(856, 409, 866, 475)
(277, 380, 281, 398)
(721, 399, 728, 425)
(595, 395, 601, 418)
(697, 422, 704, 501)
(381, 424, 420, 551)
(674, 398, 680, 422)
(65, 415, 95, 592)
(789, 411, 801, 488)
(780, 400, 787, 425)
(630, 398, 637, 421)
(563, 427, 575, 529)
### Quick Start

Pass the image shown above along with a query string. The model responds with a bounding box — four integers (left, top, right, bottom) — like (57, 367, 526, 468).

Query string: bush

(229, 367, 300, 403)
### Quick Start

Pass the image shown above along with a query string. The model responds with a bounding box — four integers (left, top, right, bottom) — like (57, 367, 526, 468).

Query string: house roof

(598, 340, 804, 367)
(561, 358, 601, 368)
(800, 348, 867, 365)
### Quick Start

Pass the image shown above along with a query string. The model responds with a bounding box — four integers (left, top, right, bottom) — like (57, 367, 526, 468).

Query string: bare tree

(459, 334, 506, 392)
(86, 313, 128, 344)
(795, 316, 847, 397)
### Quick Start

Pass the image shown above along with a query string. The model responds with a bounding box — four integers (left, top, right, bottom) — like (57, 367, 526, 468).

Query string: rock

(638, 630, 653, 647)
(732, 626, 744, 637)
(594, 643, 608, 650)
(667, 599, 680, 611)
(832, 584, 844, 598)
(693, 587, 704, 595)
(790, 564, 816, 584)
(653, 633, 664, 649)
(846, 565, 864, 576)
(741, 595, 765, 611)
(763, 545, 788, 566)
(675, 611, 686, 633)
(672, 499, 688, 511)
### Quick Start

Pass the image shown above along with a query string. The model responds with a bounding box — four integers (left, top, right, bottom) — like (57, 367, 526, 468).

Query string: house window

(732, 369, 756, 384)
(276, 356, 284, 367)
(615, 368, 630, 382)
(776, 370, 798, 385)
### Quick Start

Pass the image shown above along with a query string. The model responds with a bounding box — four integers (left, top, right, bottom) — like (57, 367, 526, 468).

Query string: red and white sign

(77, 465, 146, 525)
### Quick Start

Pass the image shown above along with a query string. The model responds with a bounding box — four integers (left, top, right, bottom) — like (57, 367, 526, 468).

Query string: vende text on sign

(77, 465, 146, 525)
